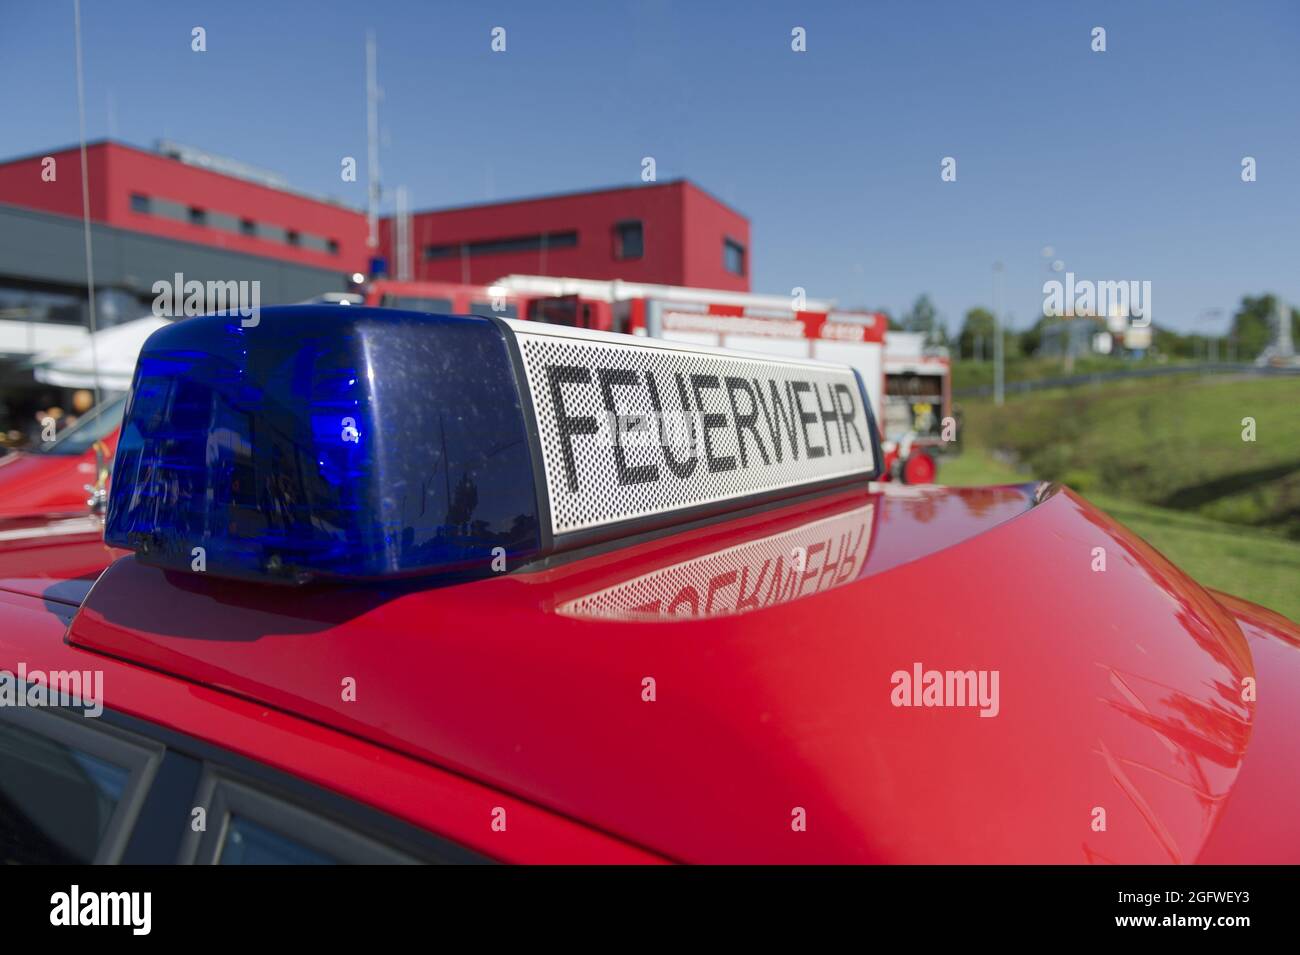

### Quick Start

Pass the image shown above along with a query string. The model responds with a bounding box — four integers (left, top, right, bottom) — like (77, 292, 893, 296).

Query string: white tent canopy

(31, 316, 170, 392)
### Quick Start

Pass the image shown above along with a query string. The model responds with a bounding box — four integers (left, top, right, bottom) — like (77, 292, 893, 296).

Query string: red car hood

(0, 512, 122, 604)
(0, 448, 100, 519)
(53, 483, 1288, 862)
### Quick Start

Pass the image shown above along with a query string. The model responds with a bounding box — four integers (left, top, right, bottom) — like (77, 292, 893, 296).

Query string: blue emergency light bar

(106, 306, 881, 584)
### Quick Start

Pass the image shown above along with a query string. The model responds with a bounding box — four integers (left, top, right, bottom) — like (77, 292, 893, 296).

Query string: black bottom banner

(0, 864, 1287, 940)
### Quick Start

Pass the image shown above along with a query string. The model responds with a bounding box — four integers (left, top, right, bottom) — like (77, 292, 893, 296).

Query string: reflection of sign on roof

(557, 503, 875, 620)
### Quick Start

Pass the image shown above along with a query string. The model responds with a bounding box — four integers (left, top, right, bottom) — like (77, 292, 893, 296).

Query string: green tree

(958, 307, 996, 359)
(1152, 324, 1195, 358)
(1232, 295, 1275, 359)
(1230, 294, 1300, 360)
(901, 294, 946, 344)
(1019, 314, 1052, 357)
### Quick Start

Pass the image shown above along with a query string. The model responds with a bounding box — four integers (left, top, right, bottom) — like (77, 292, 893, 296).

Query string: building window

(129, 194, 151, 214)
(613, 220, 643, 260)
(423, 230, 578, 260)
(724, 237, 746, 276)
(188, 207, 207, 226)
(240, 218, 256, 237)
(206, 211, 241, 233)
(286, 230, 300, 247)
(424, 244, 452, 260)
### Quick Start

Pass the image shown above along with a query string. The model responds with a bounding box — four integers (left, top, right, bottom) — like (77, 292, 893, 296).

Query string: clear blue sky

(3, 0, 1297, 335)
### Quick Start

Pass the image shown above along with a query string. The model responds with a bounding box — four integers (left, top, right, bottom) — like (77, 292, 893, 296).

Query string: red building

(378, 179, 750, 292)
(0, 139, 754, 440)
(0, 140, 369, 275)
(0, 142, 751, 313)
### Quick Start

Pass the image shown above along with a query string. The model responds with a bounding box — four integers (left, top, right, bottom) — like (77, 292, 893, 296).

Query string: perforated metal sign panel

(505, 321, 878, 538)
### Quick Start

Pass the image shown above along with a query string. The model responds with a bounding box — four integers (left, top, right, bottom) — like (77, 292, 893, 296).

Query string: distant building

(1037, 316, 1104, 358)
(0, 141, 368, 348)
(0, 141, 750, 358)
(0, 139, 752, 434)
(377, 180, 750, 292)
(1037, 312, 1155, 359)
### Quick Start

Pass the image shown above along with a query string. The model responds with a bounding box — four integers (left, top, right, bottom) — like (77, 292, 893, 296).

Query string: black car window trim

(179, 769, 421, 865)
(0, 697, 163, 864)
(88, 705, 491, 865)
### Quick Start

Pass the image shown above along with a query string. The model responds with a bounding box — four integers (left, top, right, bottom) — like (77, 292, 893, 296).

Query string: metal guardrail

(954, 362, 1300, 398)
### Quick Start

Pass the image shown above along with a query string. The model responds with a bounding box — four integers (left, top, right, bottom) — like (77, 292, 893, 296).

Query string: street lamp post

(992, 261, 1005, 406)
(1198, 308, 1225, 364)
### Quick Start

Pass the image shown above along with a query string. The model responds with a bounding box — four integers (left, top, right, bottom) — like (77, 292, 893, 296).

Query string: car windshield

(34, 394, 127, 456)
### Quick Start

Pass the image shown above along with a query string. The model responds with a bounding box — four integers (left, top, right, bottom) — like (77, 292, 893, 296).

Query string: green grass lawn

(933, 447, 1025, 486)
(956, 374, 1300, 537)
(1083, 491, 1300, 622)
(937, 448, 1300, 622)
(951, 355, 1191, 393)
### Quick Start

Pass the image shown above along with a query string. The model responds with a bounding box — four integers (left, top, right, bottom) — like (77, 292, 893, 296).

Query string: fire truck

(361, 277, 619, 332)
(0, 278, 944, 523)
(364, 276, 951, 483)
(491, 276, 948, 483)
(880, 332, 953, 485)
(361, 279, 525, 320)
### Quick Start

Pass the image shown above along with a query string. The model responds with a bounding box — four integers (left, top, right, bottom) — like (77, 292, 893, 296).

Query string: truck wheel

(902, 451, 936, 485)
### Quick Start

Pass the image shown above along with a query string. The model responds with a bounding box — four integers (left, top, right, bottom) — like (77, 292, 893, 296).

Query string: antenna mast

(366, 30, 381, 251)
